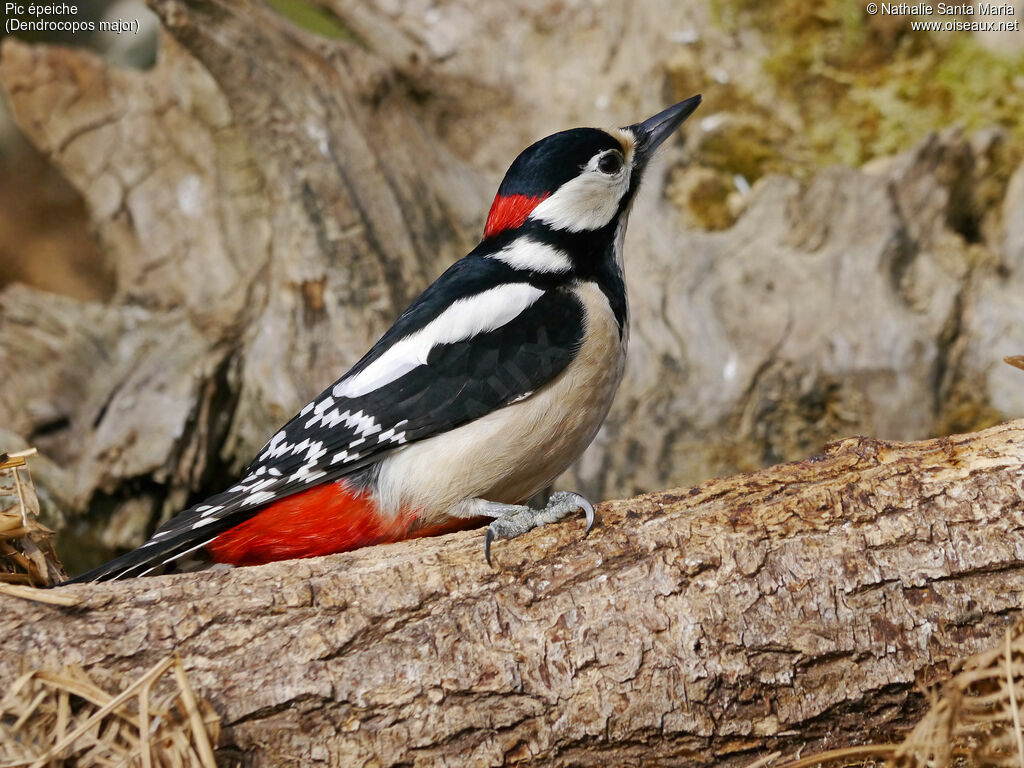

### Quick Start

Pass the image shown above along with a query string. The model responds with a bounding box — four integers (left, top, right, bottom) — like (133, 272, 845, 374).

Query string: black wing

(65, 270, 584, 582)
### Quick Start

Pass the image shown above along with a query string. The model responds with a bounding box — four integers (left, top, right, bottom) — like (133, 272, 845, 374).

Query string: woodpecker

(66, 95, 702, 583)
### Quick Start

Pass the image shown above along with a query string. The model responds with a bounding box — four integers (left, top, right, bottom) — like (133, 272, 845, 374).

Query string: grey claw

(560, 491, 595, 535)
(484, 526, 495, 567)
(482, 491, 596, 566)
(578, 495, 596, 536)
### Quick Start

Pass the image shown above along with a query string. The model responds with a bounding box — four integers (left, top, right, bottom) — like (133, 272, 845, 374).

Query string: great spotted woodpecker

(67, 95, 702, 583)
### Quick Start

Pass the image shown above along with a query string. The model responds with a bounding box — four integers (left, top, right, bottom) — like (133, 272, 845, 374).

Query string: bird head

(483, 95, 702, 240)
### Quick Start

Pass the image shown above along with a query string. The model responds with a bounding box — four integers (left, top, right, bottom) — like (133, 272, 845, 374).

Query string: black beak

(629, 94, 702, 164)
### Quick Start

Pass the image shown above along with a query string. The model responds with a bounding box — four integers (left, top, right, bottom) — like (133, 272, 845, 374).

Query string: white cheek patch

(528, 154, 632, 233)
(334, 283, 546, 399)
(490, 238, 572, 273)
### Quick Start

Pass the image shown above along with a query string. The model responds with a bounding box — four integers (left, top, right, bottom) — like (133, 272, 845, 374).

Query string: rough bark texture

(1, 0, 1022, 568)
(2, 421, 1023, 766)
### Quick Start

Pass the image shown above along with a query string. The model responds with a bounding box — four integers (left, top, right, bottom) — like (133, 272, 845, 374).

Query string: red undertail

(207, 480, 483, 566)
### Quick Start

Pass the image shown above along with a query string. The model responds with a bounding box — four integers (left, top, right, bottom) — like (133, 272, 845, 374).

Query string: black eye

(598, 152, 623, 175)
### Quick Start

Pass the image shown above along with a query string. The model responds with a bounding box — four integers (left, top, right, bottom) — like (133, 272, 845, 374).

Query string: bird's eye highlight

(597, 152, 623, 175)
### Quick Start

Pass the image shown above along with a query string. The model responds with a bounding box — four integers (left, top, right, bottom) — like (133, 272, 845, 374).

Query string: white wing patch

(241, 490, 277, 507)
(331, 450, 360, 465)
(333, 283, 545, 399)
(305, 408, 382, 440)
(490, 238, 572, 273)
(260, 407, 381, 463)
(377, 419, 409, 446)
(262, 431, 293, 461)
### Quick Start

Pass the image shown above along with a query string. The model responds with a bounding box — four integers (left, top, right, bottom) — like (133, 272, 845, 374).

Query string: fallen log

(2, 420, 1023, 766)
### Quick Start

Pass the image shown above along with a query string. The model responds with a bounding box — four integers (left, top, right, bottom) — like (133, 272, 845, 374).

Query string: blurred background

(1, 0, 1022, 574)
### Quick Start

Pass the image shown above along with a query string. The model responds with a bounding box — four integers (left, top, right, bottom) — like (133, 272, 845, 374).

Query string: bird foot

(484, 491, 595, 566)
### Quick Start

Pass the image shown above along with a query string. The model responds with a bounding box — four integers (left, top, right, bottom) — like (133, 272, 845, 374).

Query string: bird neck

(479, 216, 629, 336)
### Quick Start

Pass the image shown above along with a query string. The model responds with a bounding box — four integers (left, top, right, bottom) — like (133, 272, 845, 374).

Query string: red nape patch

(483, 193, 549, 238)
(206, 481, 486, 566)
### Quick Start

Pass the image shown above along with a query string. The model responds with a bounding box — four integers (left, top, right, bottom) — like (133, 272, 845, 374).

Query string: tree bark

(3, 421, 1023, 766)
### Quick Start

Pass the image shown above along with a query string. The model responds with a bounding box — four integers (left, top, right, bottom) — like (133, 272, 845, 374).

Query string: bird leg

(475, 491, 595, 566)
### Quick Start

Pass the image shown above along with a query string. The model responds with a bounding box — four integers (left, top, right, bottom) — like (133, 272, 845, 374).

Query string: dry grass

(1, 450, 220, 765)
(747, 616, 1024, 768)
(0, 450, 65, 588)
(745, 745, 897, 768)
(890, 620, 1024, 768)
(0, 655, 220, 768)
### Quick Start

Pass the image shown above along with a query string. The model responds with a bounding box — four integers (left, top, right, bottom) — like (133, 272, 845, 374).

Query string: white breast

(372, 281, 627, 525)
